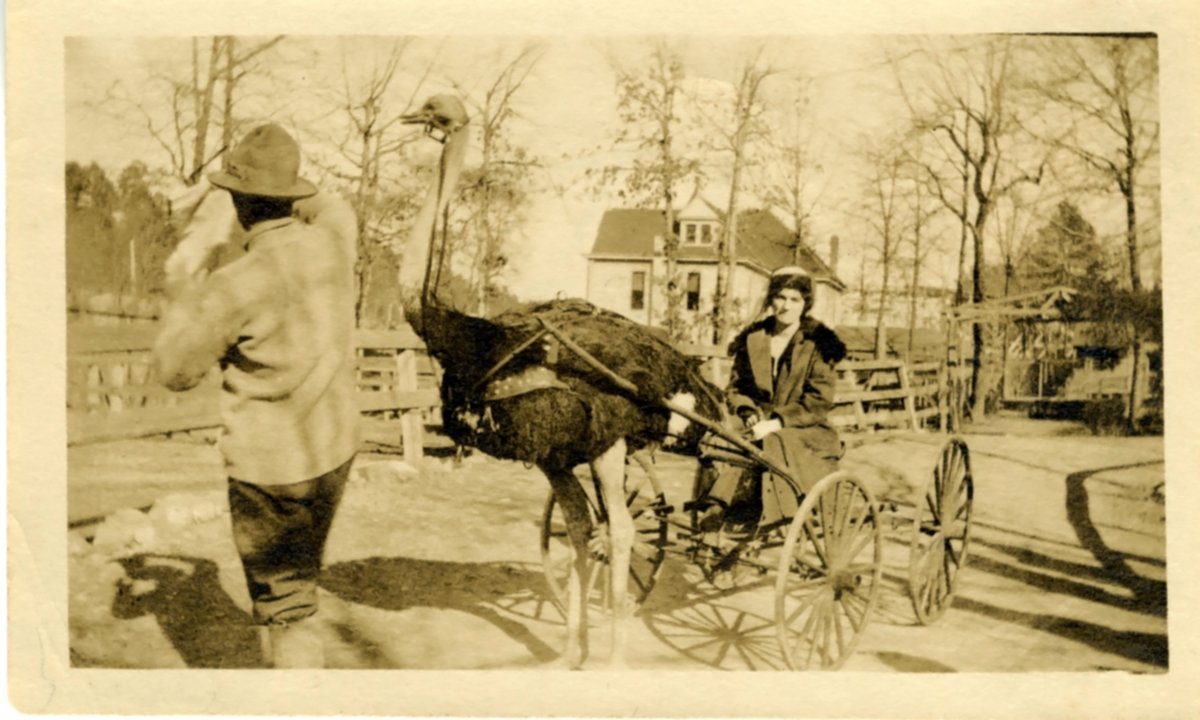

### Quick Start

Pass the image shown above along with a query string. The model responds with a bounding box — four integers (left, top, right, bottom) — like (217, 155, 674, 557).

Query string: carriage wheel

(774, 471, 883, 671)
(908, 438, 973, 625)
(539, 468, 668, 614)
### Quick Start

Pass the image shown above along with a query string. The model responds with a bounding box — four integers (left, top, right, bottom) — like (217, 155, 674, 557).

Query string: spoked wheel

(908, 437, 973, 625)
(774, 471, 883, 671)
(539, 467, 668, 614)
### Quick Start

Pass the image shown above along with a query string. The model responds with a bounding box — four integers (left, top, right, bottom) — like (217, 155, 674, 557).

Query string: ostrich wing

(493, 299, 720, 412)
(416, 299, 723, 416)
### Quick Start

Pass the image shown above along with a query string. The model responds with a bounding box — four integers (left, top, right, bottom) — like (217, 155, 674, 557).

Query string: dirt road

(68, 423, 1165, 672)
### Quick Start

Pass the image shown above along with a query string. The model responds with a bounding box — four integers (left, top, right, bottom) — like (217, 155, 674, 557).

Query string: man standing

(153, 123, 359, 668)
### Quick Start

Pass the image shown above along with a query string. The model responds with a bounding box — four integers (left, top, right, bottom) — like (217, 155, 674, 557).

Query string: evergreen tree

(65, 162, 121, 298)
(1016, 201, 1106, 291)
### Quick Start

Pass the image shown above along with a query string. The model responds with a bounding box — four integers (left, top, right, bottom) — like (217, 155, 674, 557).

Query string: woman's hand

(749, 418, 783, 440)
(738, 409, 760, 429)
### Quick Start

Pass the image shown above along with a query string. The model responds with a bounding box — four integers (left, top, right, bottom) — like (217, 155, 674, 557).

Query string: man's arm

(152, 270, 251, 391)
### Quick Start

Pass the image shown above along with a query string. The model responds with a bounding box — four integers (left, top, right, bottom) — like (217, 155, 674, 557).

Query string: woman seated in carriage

(698, 266, 848, 534)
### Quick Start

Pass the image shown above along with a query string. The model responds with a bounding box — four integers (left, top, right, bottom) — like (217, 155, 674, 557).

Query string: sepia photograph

(8, 0, 1200, 716)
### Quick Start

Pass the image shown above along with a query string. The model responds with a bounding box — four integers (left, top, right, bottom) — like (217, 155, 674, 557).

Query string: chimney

(828, 235, 840, 277)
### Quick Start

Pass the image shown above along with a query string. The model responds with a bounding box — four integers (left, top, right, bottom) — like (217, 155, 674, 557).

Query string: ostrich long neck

(397, 126, 470, 295)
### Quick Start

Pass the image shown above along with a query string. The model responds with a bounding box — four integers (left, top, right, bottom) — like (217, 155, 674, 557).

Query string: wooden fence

(682, 344, 960, 432)
(68, 324, 959, 459)
(67, 324, 441, 463)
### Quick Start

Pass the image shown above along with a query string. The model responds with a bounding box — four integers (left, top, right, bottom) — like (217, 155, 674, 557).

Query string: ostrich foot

(587, 523, 610, 562)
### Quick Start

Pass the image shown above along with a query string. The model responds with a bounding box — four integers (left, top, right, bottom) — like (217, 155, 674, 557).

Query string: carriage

(396, 96, 975, 671)
(540, 422, 974, 671)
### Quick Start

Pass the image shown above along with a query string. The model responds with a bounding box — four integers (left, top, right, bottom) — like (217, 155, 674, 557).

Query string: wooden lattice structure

(944, 286, 1141, 412)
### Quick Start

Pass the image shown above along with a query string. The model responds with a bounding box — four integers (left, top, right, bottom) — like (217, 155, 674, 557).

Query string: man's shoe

(695, 501, 728, 533)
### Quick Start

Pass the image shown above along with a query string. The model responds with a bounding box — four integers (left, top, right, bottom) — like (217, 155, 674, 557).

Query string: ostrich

(398, 96, 725, 667)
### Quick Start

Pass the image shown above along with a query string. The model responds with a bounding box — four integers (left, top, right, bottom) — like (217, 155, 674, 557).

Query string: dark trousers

(227, 455, 354, 625)
(706, 429, 839, 529)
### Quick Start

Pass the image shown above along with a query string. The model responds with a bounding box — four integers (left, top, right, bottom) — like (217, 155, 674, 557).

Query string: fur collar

(736, 316, 846, 365)
(801, 317, 847, 365)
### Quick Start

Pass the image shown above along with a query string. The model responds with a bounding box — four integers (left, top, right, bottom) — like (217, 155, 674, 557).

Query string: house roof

(589, 207, 845, 288)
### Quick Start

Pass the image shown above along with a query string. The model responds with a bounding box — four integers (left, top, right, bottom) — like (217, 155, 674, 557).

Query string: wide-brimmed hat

(208, 124, 317, 199)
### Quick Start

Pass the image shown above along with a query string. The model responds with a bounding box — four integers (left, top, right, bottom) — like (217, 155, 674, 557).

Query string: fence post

(847, 368, 867, 432)
(937, 362, 949, 432)
(396, 348, 424, 464)
(899, 361, 919, 431)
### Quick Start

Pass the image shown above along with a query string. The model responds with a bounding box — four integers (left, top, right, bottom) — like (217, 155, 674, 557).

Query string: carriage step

(645, 494, 674, 517)
(682, 498, 722, 514)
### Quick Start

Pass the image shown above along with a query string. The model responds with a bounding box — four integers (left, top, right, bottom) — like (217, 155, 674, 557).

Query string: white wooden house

(585, 194, 845, 342)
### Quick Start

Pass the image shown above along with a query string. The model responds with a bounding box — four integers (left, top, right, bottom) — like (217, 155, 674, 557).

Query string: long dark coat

(724, 316, 847, 526)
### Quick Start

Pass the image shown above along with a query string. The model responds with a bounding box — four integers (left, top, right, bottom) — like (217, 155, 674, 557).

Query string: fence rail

(68, 323, 955, 456)
(67, 324, 441, 462)
(680, 342, 951, 432)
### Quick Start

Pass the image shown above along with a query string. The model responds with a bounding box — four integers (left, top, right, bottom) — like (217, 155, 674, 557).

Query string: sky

(64, 34, 1160, 301)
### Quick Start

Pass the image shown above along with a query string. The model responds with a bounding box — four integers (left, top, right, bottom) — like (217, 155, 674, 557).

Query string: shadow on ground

(1065, 462, 1167, 616)
(109, 553, 264, 668)
(948, 461, 1167, 669)
(320, 556, 560, 663)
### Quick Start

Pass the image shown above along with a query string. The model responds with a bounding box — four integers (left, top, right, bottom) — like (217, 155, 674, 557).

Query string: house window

(686, 272, 701, 311)
(685, 223, 698, 244)
(700, 224, 713, 245)
(631, 271, 646, 310)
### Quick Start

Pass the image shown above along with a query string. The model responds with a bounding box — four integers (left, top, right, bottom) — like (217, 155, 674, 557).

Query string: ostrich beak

(401, 95, 470, 143)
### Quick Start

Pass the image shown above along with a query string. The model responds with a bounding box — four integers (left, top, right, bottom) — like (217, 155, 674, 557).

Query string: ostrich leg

(592, 438, 633, 668)
(543, 465, 593, 669)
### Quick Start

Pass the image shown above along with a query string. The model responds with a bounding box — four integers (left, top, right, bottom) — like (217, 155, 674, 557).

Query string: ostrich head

(401, 94, 470, 142)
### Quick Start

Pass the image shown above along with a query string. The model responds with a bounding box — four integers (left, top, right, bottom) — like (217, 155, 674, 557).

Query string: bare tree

(893, 37, 1046, 418)
(1032, 36, 1159, 430)
(1034, 36, 1159, 293)
(590, 41, 701, 340)
(901, 178, 946, 358)
(703, 49, 775, 345)
(854, 137, 910, 359)
(304, 39, 434, 324)
(218, 36, 287, 152)
(759, 87, 828, 267)
(450, 44, 543, 315)
(99, 36, 286, 186)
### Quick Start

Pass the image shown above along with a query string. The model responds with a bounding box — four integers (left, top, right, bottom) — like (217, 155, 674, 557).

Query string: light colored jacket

(153, 193, 359, 485)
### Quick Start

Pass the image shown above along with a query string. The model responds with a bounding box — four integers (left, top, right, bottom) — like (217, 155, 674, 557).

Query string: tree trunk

(189, 38, 222, 184)
(874, 223, 891, 360)
(907, 193, 922, 359)
(222, 37, 236, 153)
(713, 166, 742, 346)
(663, 201, 678, 334)
(969, 221, 986, 420)
(659, 77, 682, 340)
(1124, 159, 1142, 431)
(1000, 259, 1013, 403)
(955, 119, 971, 307)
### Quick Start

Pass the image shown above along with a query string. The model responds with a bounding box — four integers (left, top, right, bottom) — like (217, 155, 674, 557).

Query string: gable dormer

(674, 191, 719, 246)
